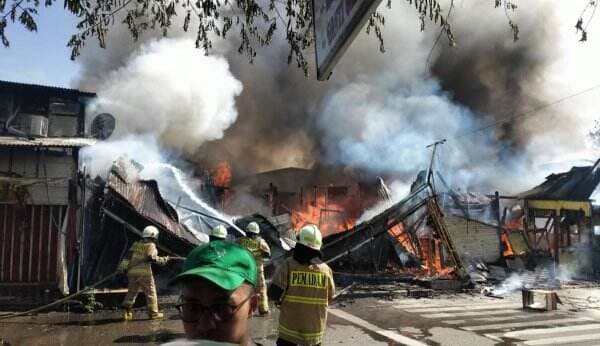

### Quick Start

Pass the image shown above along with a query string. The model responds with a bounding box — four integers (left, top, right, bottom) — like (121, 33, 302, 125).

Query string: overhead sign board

(312, 0, 383, 81)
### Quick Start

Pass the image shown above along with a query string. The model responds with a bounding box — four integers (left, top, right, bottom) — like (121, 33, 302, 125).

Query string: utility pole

(426, 139, 446, 195)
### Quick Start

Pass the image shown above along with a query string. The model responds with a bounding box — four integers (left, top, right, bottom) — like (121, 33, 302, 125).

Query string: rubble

(82, 159, 201, 291)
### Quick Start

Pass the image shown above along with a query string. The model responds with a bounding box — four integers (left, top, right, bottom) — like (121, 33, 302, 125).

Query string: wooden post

(494, 191, 503, 258)
(554, 211, 560, 264)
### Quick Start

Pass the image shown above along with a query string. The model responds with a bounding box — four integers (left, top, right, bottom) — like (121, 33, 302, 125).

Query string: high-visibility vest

(273, 258, 335, 346)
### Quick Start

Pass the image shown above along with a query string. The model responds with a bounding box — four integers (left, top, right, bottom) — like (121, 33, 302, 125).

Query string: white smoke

(493, 272, 523, 296)
(80, 135, 239, 239)
(357, 180, 410, 222)
(86, 38, 242, 153)
(79, 37, 244, 238)
(73, 1, 600, 224)
(315, 1, 599, 194)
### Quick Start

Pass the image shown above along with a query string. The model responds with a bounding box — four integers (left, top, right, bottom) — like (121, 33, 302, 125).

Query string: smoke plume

(76, 1, 599, 199)
(84, 38, 242, 153)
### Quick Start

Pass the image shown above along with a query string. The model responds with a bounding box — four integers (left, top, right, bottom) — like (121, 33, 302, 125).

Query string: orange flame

(291, 195, 356, 237)
(388, 223, 456, 278)
(500, 231, 515, 257)
(212, 161, 232, 187)
(388, 224, 418, 256)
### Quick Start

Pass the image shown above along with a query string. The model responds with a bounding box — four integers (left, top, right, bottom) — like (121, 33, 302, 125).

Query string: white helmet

(211, 224, 228, 239)
(246, 221, 260, 234)
(142, 225, 159, 239)
(297, 224, 323, 250)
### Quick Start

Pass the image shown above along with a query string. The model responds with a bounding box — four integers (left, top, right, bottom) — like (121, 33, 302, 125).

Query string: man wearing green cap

(172, 240, 260, 345)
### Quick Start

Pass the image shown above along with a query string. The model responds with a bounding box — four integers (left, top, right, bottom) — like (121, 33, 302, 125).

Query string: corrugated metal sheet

(0, 204, 66, 283)
(519, 159, 600, 201)
(0, 136, 96, 148)
(0, 80, 96, 98)
(106, 161, 198, 244)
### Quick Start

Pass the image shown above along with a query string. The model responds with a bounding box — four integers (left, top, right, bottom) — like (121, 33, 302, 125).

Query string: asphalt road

(1, 287, 600, 345)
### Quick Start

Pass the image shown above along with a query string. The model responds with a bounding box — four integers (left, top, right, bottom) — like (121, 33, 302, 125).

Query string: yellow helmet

(246, 221, 260, 234)
(142, 225, 159, 239)
(297, 224, 322, 250)
(211, 224, 228, 239)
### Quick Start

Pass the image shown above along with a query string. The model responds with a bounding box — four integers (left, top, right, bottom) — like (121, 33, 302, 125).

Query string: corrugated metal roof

(0, 80, 96, 97)
(519, 159, 600, 201)
(0, 136, 96, 148)
(106, 160, 199, 245)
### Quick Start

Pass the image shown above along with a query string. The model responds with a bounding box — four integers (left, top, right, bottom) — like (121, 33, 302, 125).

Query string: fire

(212, 161, 232, 187)
(500, 231, 515, 257)
(291, 194, 356, 236)
(388, 222, 456, 278)
(388, 224, 418, 256)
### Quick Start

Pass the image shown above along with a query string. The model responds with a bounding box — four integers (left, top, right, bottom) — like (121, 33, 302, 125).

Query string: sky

(0, 5, 81, 87)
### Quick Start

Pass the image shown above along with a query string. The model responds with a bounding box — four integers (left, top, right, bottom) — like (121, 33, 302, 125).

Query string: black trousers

(276, 338, 320, 346)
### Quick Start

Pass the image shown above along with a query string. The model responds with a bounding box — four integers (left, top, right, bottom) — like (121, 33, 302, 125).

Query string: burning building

(227, 166, 381, 237)
(514, 159, 600, 275)
(80, 159, 200, 291)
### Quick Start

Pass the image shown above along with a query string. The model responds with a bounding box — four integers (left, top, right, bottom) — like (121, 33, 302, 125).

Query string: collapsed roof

(321, 182, 467, 278)
(104, 159, 199, 247)
(519, 159, 600, 201)
(83, 159, 200, 286)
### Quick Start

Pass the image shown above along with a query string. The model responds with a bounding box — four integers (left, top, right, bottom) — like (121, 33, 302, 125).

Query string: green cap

(172, 241, 257, 290)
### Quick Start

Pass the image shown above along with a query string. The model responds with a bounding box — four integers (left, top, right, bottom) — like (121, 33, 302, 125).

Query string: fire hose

(0, 256, 186, 321)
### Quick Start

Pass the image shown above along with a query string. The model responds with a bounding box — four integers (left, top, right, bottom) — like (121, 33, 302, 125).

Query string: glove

(117, 260, 129, 273)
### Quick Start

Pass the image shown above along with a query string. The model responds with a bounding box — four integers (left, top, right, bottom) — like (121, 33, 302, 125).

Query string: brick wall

(445, 215, 500, 263)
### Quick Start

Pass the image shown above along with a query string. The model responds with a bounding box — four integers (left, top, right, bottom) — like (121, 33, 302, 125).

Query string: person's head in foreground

(172, 241, 258, 345)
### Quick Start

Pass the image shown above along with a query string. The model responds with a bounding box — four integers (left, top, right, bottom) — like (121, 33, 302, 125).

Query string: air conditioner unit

(13, 114, 49, 137)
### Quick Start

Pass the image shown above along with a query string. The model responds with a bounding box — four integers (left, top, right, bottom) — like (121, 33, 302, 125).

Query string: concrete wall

(445, 214, 501, 263)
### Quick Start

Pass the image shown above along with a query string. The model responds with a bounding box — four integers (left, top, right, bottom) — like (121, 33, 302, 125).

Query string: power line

(452, 82, 600, 141)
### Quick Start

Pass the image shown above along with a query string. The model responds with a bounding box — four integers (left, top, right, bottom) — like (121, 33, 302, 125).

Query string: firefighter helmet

(211, 224, 228, 239)
(142, 225, 159, 239)
(246, 221, 260, 234)
(297, 224, 322, 250)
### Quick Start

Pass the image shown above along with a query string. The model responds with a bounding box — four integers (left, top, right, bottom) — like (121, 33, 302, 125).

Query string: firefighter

(119, 225, 170, 321)
(238, 221, 271, 315)
(209, 224, 228, 242)
(268, 224, 335, 346)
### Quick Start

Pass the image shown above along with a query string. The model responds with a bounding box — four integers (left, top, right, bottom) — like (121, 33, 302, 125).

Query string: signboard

(312, 0, 383, 80)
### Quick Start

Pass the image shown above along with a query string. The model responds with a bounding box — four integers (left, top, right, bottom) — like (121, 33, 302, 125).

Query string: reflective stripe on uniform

(279, 323, 324, 343)
(284, 295, 328, 305)
(290, 270, 328, 289)
(239, 238, 259, 251)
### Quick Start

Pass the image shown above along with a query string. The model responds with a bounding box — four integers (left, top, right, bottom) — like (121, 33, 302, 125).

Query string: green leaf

(18, 9, 38, 31)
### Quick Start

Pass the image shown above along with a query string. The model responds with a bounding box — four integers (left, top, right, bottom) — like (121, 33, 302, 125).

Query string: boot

(259, 310, 270, 316)
(122, 308, 133, 321)
(148, 311, 164, 320)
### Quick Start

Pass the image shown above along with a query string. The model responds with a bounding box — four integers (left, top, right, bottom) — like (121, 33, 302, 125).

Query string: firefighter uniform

(238, 222, 271, 315)
(271, 224, 334, 346)
(119, 227, 169, 320)
(272, 257, 334, 345)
